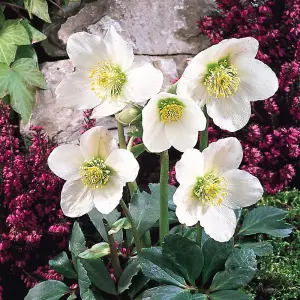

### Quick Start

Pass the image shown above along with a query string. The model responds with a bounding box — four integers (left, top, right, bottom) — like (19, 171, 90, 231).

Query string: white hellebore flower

(48, 126, 139, 217)
(174, 137, 263, 242)
(177, 37, 278, 132)
(142, 92, 206, 152)
(56, 26, 163, 118)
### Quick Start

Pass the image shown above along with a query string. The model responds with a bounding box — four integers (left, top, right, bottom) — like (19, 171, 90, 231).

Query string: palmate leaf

(24, 0, 51, 23)
(0, 20, 30, 65)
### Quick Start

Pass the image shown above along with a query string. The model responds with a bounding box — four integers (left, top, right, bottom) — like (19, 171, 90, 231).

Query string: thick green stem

(159, 150, 169, 245)
(103, 219, 122, 280)
(120, 199, 142, 254)
(199, 106, 208, 151)
(142, 231, 151, 248)
(117, 121, 127, 149)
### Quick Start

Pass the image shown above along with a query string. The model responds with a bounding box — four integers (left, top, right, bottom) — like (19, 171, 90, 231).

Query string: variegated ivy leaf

(24, 0, 51, 23)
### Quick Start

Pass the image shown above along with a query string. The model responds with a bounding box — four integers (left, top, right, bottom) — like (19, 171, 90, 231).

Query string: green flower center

(158, 98, 184, 123)
(204, 58, 240, 99)
(89, 61, 127, 100)
(193, 173, 227, 206)
(79, 157, 110, 189)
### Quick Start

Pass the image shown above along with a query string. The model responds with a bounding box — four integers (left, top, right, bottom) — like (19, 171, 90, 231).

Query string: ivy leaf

(210, 290, 252, 300)
(210, 248, 257, 292)
(24, 0, 51, 23)
(0, 20, 30, 65)
(78, 242, 110, 260)
(140, 247, 187, 288)
(108, 217, 131, 235)
(69, 222, 86, 271)
(129, 184, 161, 236)
(21, 20, 47, 43)
(237, 241, 273, 256)
(138, 286, 191, 300)
(162, 234, 203, 286)
(15, 45, 38, 62)
(201, 238, 234, 284)
(118, 258, 140, 294)
(24, 280, 70, 300)
(239, 206, 292, 237)
(49, 251, 77, 279)
(80, 258, 117, 295)
(88, 208, 123, 244)
(0, 58, 46, 123)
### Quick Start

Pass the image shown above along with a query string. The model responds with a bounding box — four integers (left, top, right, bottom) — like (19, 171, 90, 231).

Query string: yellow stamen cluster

(158, 98, 184, 123)
(89, 61, 127, 100)
(204, 59, 240, 99)
(79, 157, 110, 189)
(193, 173, 227, 206)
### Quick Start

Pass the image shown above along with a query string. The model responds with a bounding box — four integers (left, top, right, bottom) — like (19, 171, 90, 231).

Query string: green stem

(159, 150, 169, 245)
(117, 121, 127, 149)
(128, 181, 138, 196)
(103, 219, 122, 280)
(120, 199, 142, 254)
(199, 105, 208, 151)
(142, 231, 151, 248)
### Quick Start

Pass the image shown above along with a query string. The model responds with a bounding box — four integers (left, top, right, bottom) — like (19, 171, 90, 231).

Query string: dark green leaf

(201, 238, 234, 284)
(79, 242, 110, 260)
(210, 290, 252, 300)
(238, 241, 273, 256)
(163, 234, 203, 285)
(24, 0, 51, 23)
(80, 258, 117, 295)
(49, 251, 77, 279)
(210, 248, 257, 291)
(67, 293, 77, 300)
(168, 185, 177, 211)
(24, 280, 70, 300)
(20, 20, 47, 43)
(139, 286, 191, 300)
(239, 206, 292, 237)
(129, 184, 160, 236)
(88, 208, 123, 244)
(0, 7, 5, 28)
(131, 143, 146, 158)
(15, 45, 38, 62)
(77, 260, 91, 299)
(108, 217, 131, 234)
(191, 294, 207, 299)
(0, 19, 30, 65)
(118, 258, 140, 293)
(128, 273, 149, 298)
(139, 247, 187, 288)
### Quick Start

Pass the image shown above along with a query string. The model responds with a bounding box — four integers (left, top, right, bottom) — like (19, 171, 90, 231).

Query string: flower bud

(115, 106, 142, 126)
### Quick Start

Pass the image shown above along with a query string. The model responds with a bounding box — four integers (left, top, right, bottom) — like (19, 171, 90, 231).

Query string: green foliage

(49, 251, 77, 279)
(139, 286, 192, 300)
(237, 241, 273, 257)
(24, 0, 51, 23)
(118, 258, 140, 294)
(24, 280, 70, 300)
(78, 242, 110, 260)
(108, 217, 132, 234)
(210, 290, 251, 300)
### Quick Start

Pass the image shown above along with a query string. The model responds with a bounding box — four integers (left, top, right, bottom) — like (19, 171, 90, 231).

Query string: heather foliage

(197, 0, 300, 194)
(0, 102, 70, 299)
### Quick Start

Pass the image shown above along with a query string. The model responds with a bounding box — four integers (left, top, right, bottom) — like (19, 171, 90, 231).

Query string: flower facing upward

(48, 127, 139, 217)
(173, 137, 263, 242)
(142, 92, 206, 152)
(56, 26, 163, 118)
(177, 38, 278, 131)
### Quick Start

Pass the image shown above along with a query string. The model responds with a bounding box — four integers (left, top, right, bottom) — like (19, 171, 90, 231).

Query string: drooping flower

(56, 26, 163, 118)
(48, 126, 139, 217)
(142, 92, 206, 152)
(173, 137, 263, 242)
(177, 38, 278, 131)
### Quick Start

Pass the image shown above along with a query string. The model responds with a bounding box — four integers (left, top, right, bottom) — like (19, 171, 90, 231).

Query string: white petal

(201, 205, 237, 242)
(165, 121, 198, 152)
(48, 145, 84, 181)
(91, 100, 127, 118)
(234, 57, 278, 101)
(103, 26, 134, 71)
(56, 71, 100, 110)
(175, 201, 199, 227)
(222, 169, 263, 209)
(105, 149, 139, 183)
(93, 176, 123, 214)
(206, 90, 251, 132)
(61, 180, 94, 217)
(124, 61, 163, 103)
(142, 96, 171, 152)
(80, 126, 118, 160)
(217, 37, 259, 61)
(173, 184, 195, 206)
(175, 149, 205, 185)
(202, 137, 243, 174)
(66, 32, 103, 70)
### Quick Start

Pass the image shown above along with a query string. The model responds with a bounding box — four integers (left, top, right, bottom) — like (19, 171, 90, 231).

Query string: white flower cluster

(49, 26, 278, 242)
